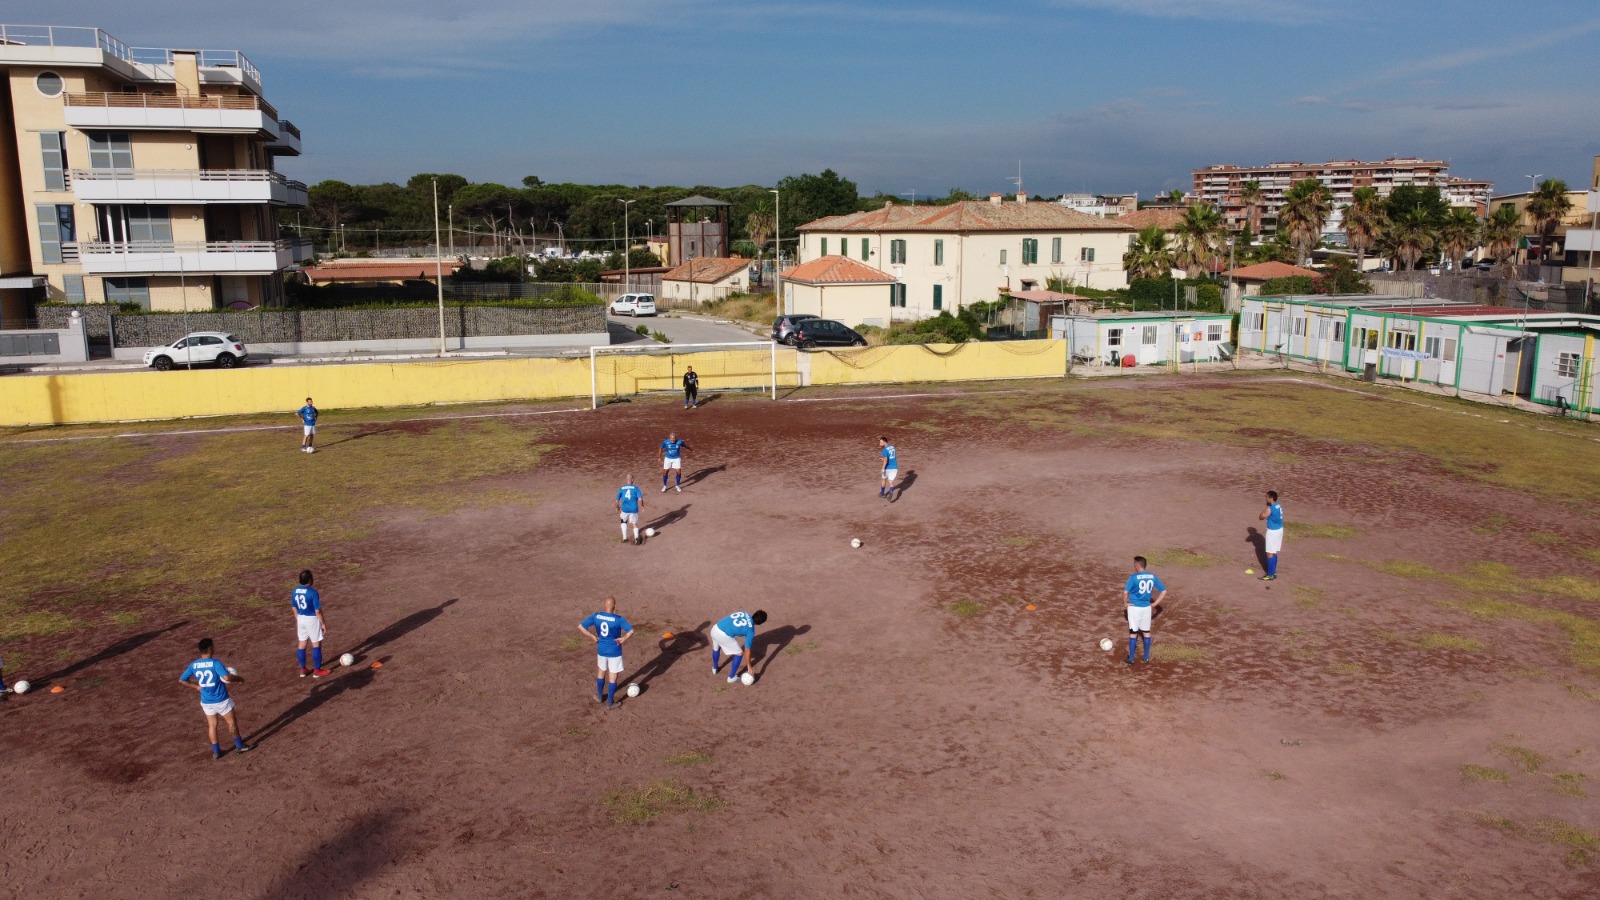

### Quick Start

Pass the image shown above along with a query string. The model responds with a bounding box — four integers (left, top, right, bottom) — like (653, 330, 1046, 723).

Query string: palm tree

(1278, 178, 1333, 265)
(744, 202, 775, 283)
(1525, 178, 1572, 262)
(1123, 226, 1174, 282)
(1388, 207, 1435, 278)
(1482, 204, 1523, 270)
(1238, 179, 1263, 236)
(1172, 203, 1224, 278)
(1163, 189, 1186, 205)
(1437, 207, 1481, 271)
(1341, 186, 1386, 276)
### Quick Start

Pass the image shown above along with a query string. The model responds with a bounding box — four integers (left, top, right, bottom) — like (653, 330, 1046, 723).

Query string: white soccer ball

(625, 683, 641, 698)
(740, 672, 755, 686)
(339, 653, 355, 667)
(1099, 638, 1114, 652)
(12, 680, 30, 694)
(226, 666, 238, 676)
(644, 527, 656, 538)
(851, 538, 862, 548)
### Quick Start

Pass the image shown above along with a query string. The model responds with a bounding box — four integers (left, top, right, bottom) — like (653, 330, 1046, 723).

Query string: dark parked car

(790, 318, 868, 349)
(771, 313, 819, 344)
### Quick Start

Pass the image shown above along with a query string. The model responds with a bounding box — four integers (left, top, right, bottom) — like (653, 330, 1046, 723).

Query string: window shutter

(933, 285, 942, 310)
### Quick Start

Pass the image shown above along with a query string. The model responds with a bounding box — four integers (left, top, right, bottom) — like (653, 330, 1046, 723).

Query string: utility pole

(770, 189, 782, 316)
(434, 178, 446, 355)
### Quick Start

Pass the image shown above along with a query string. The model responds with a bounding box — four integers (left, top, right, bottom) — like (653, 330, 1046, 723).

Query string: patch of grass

(1293, 586, 1324, 609)
(1567, 684, 1600, 702)
(666, 750, 712, 766)
(1551, 772, 1587, 798)
(948, 599, 983, 619)
(1371, 559, 1447, 580)
(1154, 642, 1206, 663)
(1579, 548, 1600, 565)
(1261, 769, 1288, 781)
(559, 635, 587, 652)
(1292, 523, 1361, 539)
(108, 611, 143, 627)
(1472, 513, 1510, 536)
(1329, 662, 1366, 676)
(1532, 575, 1600, 604)
(634, 323, 649, 336)
(1417, 633, 1487, 652)
(1445, 596, 1600, 676)
(0, 611, 83, 641)
(1144, 548, 1222, 568)
(650, 330, 671, 343)
(603, 780, 722, 824)
(1531, 819, 1598, 866)
(1459, 764, 1511, 784)
(1495, 743, 1546, 774)
(1527, 531, 1566, 546)
(1002, 536, 1038, 549)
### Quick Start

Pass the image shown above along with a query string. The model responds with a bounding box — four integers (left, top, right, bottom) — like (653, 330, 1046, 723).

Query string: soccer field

(2, 373, 1598, 897)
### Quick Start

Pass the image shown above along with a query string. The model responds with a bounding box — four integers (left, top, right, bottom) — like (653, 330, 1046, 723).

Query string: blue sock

(1127, 637, 1138, 661)
(234, 736, 245, 749)
(607, 681, 617, 706)
(675, 472, 682, 486)
(1142, 636, 1151, 661)
(297, 649, 307, 669)
(728, 655, 742, 677)
(596, 677, 605, 698)
(312, 647, 323, 669)
(1267, 556, 1278, 577)
(663, 474, 670, 487)
(712, 649, 721, 671)
(211, 742, 221, 754)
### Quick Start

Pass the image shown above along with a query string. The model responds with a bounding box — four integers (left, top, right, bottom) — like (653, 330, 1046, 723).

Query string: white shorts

(883, 468, 898, 483)
(303, 425, 316, 436)
(296, 615, 324, 643)
(1265, 527, 1284, 554)
(662, 458, 681, 470)
(710, 625, 743, 657)
(620, 511, 639, 525)
(1126, 606, 1152, 633)
(597, 653, 624, 674)
(201, 697, 235, 717)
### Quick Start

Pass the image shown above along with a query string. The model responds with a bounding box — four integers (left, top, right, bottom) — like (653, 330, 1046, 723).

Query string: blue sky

(22, 0, 1600, 197)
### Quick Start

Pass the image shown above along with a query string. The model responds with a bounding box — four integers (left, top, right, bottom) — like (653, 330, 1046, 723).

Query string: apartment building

(795, 194, 1134, 323)
(1191, 158, 1493, 241)
(0, 24, 307, 322)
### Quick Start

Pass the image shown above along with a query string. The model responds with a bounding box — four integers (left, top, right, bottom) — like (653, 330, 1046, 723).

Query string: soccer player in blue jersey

(616, 474, 645, 545)
(709, 609, 767, 684)
(660, 431, 689, 493)
(1122, 556, 1166, 665)
(878, 436, 899, 500)
(179, 638, 251, 759)
(292, 569, 331, 678)
(579, 596, 635, 707)
(1258, 490, 1284, 581)
(297, 397, 318, 453)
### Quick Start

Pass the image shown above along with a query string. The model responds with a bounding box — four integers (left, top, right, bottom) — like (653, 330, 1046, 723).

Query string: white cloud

(1335, 18, 1600, 92)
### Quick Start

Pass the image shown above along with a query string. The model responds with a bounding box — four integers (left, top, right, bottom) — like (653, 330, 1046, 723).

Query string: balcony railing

(80, 240, 291, 254)
(278, 120, 301, 140)
(129, 47, 260, 88)
(0, 25, 261, 88)
(69, 168, 305, 190)
(63, 90, 278, 122)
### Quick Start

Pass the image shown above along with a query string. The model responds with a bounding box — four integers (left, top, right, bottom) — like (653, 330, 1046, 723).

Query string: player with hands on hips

(1123, 556, 1166, 665)
(878, 436, 898, 501)
(1259, 490, 1284, 581)
(579, 596, 634, 708)
(661, 431, 689, 493)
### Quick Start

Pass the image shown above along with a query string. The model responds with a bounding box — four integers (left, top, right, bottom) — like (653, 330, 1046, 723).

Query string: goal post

(589, 340, 783, 409)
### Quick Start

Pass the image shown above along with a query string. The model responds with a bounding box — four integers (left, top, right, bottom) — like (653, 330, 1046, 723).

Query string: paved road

(607, 312, 766, 347)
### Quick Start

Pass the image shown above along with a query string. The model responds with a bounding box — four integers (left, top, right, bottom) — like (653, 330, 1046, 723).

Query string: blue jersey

(292, 585, 321, 617)
(1124, 572, 1166, 607)
(881, 445, 898, 468)
(298, 405, 318, 426)
(581, 611, 634, 657)
(716, 611, 757, 648)
(1265, 502, 1284, 530)
(180, 657, 232, 705)
(661, 438, 685, 460)
(617, 484, 642, 513)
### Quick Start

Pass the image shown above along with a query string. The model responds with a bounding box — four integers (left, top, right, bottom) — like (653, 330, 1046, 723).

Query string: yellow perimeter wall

(0, 341, 1065, 426)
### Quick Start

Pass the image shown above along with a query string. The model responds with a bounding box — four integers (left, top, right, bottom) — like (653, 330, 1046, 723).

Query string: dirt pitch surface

(3, 375, 1599, 898)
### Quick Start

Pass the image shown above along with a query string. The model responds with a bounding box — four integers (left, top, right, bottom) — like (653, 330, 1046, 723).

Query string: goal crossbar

(589, 340, 778, 409)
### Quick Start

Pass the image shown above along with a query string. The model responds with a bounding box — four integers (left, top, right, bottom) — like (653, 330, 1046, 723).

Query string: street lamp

(617, 198, 636, 292)
(434, 178, 446, 355)
(770, 189, 781, 316)
(1526, 174, 1544, 262)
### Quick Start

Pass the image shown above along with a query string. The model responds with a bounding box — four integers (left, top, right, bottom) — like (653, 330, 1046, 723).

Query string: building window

(1052, 237, 1062, 264)
(104, 277, 152, 310)
(36, 204, 76, 264)
(40, 132, 67, 191)
(1142, 325, 1158, 346)
(934, 239, 944, 266)
(1424, 336, 1442, 358)
(1080, 247, 1096, 262)
(64, 275, 86, 304)
(36, 71, 64, 97)
(890, 283, 907, 308)
(933, 284, 943, 311)
(1442, 337, 1456, 361)
(1208, 323, 1224, 342)
(821, 238, 828, 256)
(890, 239, 906, 264)
(1291, 317, 1307, 337)
(1106, 328, 1122, 347)
(100, 205, 173, 243)
(88, 133, 133, 171)
(860, 238, 869, 261)
(1556, 352, 1581, 378)
(1333, 321, 1345, 343)
(1248, 312, 1264, 331)
(1000, 249, 1007, 265)
(1022, 238, 1039, 265)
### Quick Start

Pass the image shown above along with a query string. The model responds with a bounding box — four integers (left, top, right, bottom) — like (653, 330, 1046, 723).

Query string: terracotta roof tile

(1113, 207, 1187, 231)
(781, 255, 897, 284)
(1223, 261, 1320, 280)
(800, 201, 1134, 234)
(303, 262, 462, 281)
(662, 257, 750, 284)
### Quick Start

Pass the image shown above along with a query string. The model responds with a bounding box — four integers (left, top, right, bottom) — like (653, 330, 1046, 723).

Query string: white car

(144, 332, 249, 370)
(610, 293, 657, 317)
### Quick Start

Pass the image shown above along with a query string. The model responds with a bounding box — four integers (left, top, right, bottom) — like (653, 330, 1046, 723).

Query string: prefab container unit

(1237, 295, 1445, 368)
(1341, 308, 1527, 394)
(1052, 311, 1234, 367)
(1527, 329, 1600, 414)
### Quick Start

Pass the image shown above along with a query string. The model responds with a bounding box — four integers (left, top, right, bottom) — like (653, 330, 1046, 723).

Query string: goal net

(589, 341, 793, 408)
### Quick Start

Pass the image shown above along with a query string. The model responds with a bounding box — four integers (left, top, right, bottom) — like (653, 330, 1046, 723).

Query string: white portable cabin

(1051, 311, 1232, 366)
(1528, 329, 1600, 414)
(1237, 295, 1424, 367)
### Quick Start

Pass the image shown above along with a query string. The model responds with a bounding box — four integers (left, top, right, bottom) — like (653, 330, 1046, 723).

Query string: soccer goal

(589, 341, 788, 409)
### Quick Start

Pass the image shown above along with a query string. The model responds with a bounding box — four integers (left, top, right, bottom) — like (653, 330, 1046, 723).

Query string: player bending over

(579, 596, 635, 707)
(878, 436, 898, 501)
(1258, 490, 1283, 581)
(293, 569, 331, 678)
(661, 431, 689, 493)
(1123, 556, 1166, 665)
(179, 638, 251, 759)
(710, 609, 766, 684)
(617, 474, 645, 545)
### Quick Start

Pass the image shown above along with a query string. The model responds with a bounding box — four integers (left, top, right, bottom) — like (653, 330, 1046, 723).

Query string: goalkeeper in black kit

(683, 366, 699, 409)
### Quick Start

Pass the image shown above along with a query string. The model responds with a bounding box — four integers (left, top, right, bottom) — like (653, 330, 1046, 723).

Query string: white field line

(4, 406, 589, 445)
